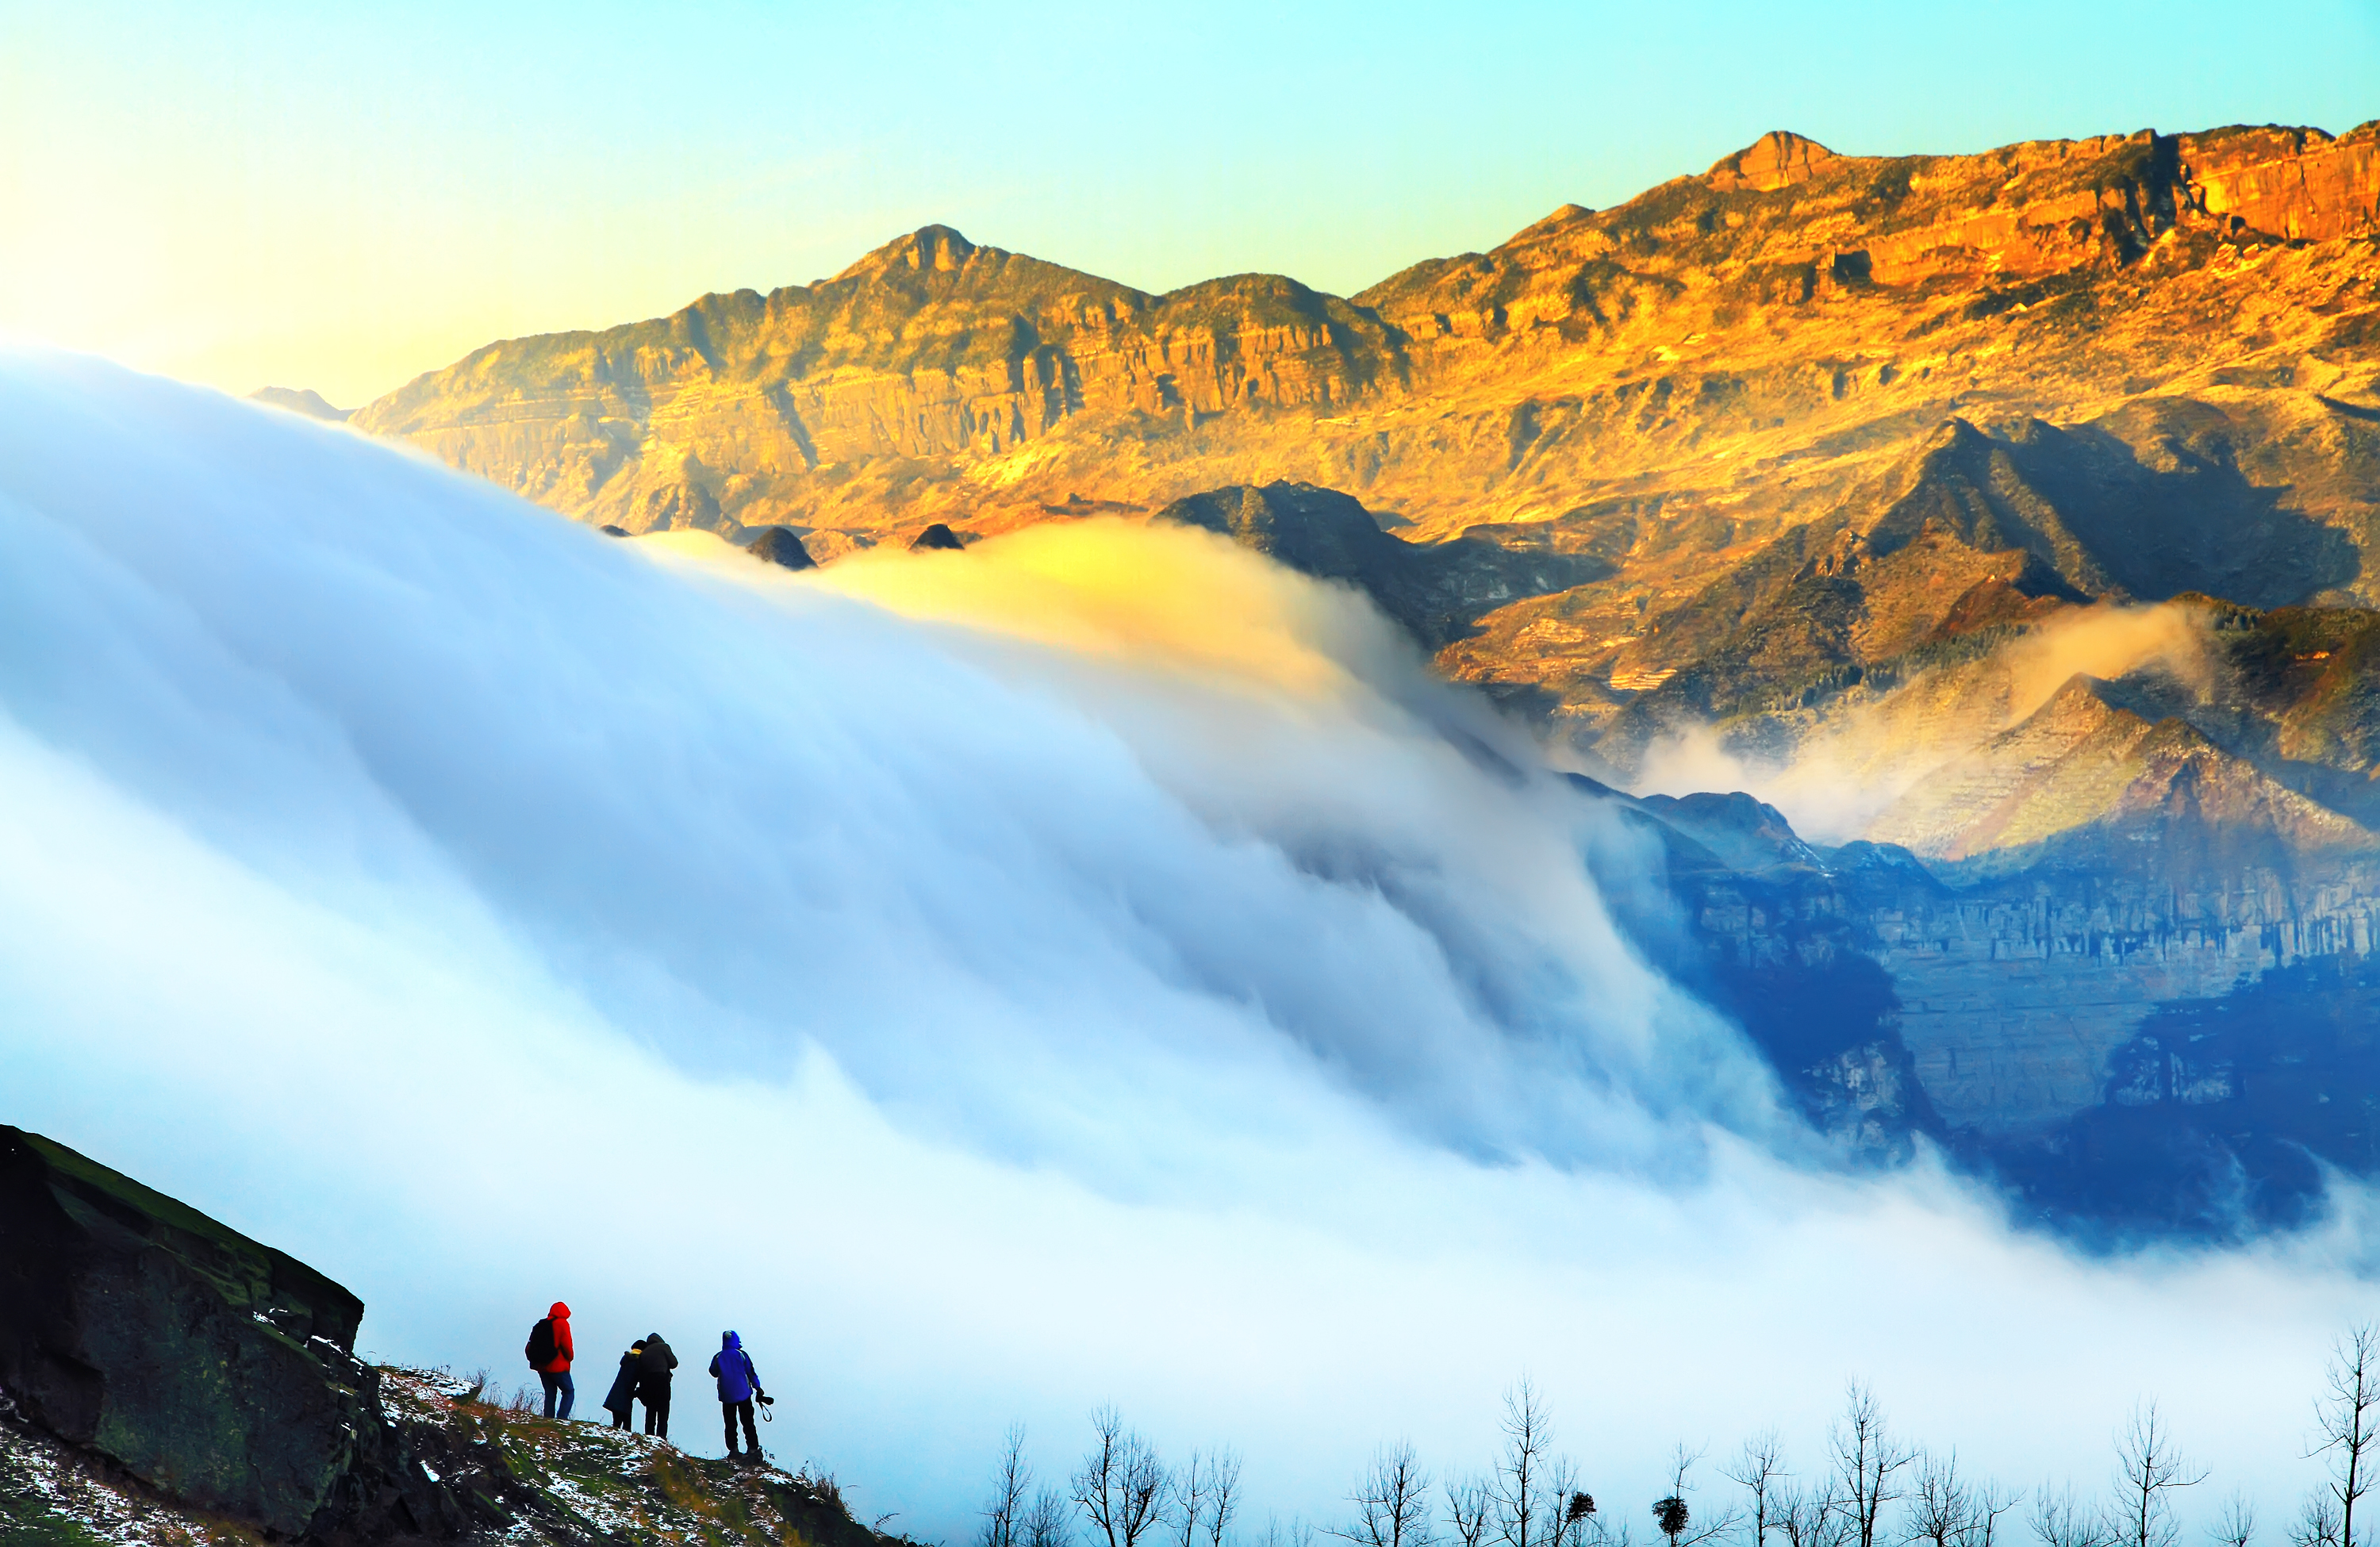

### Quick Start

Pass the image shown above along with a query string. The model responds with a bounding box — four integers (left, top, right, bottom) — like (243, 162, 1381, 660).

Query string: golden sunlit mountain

(359, 122, 2378, 671)
(341, 123, 2380, 1221)
(355, 120, 2380, 806)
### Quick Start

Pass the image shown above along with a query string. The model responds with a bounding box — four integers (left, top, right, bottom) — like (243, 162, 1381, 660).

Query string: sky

(6, 351, 2379, 1539)
(2, 0, 2377, 408)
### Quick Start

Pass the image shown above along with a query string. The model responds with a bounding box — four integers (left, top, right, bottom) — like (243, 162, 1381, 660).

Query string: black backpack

(524, 1317, 556, 1368)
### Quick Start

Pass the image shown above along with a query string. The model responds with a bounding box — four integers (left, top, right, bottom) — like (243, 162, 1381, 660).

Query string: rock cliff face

(0, 1126, 463, 1540)
(1576, 590, 2380, 1187)
(353, 121, 2380, 727)
(1587, 781, 2380, 1238)
(354, 225, 1402, 542)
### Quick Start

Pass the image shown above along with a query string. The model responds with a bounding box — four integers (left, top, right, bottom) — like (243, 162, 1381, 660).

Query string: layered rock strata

(351, 127, 2380, 622)
(1593, 782, 2380, 1233)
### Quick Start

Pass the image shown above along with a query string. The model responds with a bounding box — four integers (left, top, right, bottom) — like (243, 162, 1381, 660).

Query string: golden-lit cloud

(642, 520, 1395, 702)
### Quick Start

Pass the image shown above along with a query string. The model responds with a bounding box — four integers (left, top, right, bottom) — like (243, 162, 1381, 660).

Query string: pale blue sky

(4, 0, 2374, 405)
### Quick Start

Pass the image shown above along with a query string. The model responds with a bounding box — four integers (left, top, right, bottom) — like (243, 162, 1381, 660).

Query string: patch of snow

(1, 1421, 237, 1547)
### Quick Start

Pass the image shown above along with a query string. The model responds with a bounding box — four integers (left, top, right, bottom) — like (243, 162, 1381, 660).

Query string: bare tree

(1722, 1431, 1787, 1547)
(1338, 1441, 1436, 1547)
(1493, 1380, 1560, 1547)
(1208, 1449, 1244, 1547)
(2292, 1496, 2344, 1547)
(1073, 1407, 1169, 1547)
(1829, 1383, 1914, 1547)
(1775, 1483, 1846, 1547)
(1975, 1483, 2022, 1547)
(2112, 1404, 2205, 1547)
(2210, 1493, 2256, 1547)
(1908, 1452, 1975, 1547)
(1773, 1485, 1818, 1547)
(1028, 1488, 1076, 1547)
(1175, 1452, 1211, 1547)
(1448, 1477, 1493, 1547)
(985, 1424, 1034, 1547)
(2311, 1326, 2380, 1547)
(2032, 1484, 2113, 1547)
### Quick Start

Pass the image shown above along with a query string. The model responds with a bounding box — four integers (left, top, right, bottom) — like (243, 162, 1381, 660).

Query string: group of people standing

(523, 1302, 774, 1461)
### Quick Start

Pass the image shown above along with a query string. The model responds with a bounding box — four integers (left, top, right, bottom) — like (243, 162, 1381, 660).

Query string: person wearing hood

(635, 1332, 679, 1438)
(708, 1330, 766, 1461)
(526, 1301, 575, 1420)
(602, 1339, 644, 1430)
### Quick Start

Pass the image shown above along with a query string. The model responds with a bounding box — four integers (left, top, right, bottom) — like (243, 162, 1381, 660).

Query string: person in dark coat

(601, 1341, 643, 1430)
(635, 1332, 678, 1438)
(708, 1330, 765, 1461)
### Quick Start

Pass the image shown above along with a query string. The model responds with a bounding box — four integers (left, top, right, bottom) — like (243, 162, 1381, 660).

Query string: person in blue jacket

(708, 1330, 766, 1461)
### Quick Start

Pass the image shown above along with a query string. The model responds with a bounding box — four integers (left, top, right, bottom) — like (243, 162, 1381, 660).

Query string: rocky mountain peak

(1704, 129, 1845, 190)
(834, 223, 985, 282)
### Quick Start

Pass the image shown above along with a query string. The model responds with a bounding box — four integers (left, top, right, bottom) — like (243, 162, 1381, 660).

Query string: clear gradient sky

(4, 0, 2375, 409)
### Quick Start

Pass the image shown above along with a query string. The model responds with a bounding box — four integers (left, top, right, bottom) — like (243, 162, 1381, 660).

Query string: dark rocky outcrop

(0, 1127, 462, 1541)
(1158, 482, 1605, 647)
(0, 1129, 919, 1547)
(743, 526, 816, 570)
(1574, 780, 1942, 1161)
(908, 523, 965, 551)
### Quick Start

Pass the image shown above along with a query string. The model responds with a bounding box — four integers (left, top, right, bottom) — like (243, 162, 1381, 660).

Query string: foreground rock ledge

(0, 1126, 903, 1545)
(0, 1124, 417, 1535)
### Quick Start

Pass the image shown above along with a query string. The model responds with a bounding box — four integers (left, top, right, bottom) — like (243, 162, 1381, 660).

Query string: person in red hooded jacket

(526, 1301, 576, 1420)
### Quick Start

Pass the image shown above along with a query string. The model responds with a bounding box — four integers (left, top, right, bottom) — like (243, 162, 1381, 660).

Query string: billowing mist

(1634, 601, 2221, 844)
(0, 352, 2369, 1536)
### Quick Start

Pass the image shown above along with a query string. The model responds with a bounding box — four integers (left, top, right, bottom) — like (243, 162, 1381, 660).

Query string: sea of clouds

(0, 351, 2370, 1538)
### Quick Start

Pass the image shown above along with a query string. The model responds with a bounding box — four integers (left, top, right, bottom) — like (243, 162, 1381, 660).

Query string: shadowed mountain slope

(1154, 482, 1604, 647)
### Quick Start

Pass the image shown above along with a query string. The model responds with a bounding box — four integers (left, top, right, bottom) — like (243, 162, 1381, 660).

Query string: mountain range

(333, 120, 2380, 1238)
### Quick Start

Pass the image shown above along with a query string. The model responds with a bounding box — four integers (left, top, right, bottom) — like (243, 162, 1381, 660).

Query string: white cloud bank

(0, 353, 2370, 1537)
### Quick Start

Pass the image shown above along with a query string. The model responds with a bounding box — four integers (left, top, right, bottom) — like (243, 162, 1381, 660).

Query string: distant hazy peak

(1703, 130, 1844, 191)
(248, 386, 351, 422)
